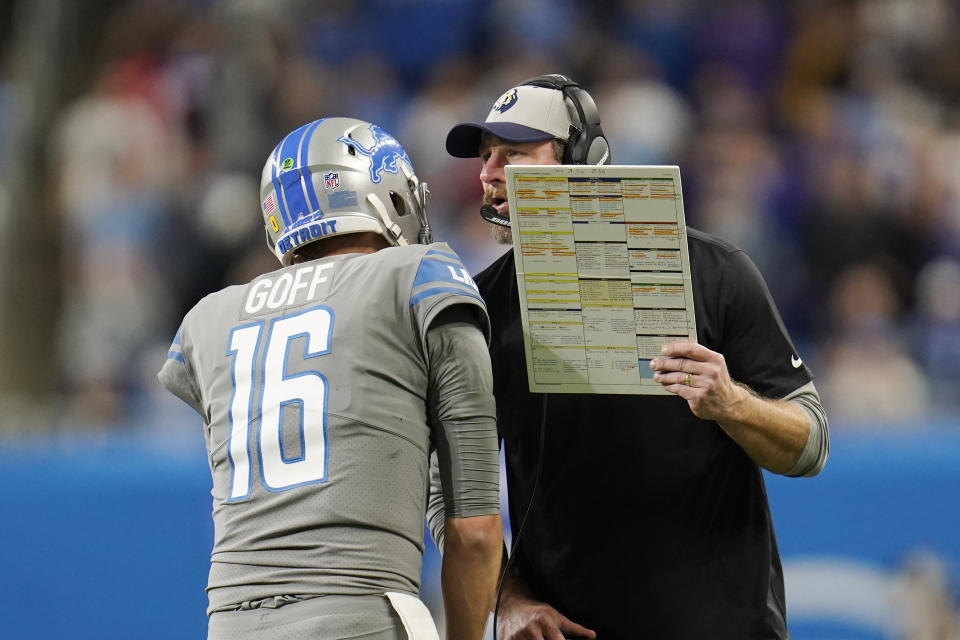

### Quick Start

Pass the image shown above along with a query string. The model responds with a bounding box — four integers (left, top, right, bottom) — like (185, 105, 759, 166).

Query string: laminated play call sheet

(505, 165, 697, 395)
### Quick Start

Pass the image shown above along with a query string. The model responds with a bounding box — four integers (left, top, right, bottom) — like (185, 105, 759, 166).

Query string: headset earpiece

(519, 74, 611, 166)
(585, 136, 610, 166)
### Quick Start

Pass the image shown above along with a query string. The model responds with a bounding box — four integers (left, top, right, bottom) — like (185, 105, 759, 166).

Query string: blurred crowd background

(1, 0, 959, 637)
(1, 0, 959, 432)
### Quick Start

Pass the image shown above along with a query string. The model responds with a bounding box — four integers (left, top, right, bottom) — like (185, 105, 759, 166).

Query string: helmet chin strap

(416, 181, 433, 244)
(367, 193, 407, 246)
(364, 180, 432, 246)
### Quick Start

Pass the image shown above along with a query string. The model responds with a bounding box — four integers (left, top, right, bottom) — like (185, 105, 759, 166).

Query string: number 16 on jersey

(226, 306, 333, 500)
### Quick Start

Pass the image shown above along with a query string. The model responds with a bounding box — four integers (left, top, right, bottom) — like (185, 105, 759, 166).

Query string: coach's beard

(492, 222, 512, 245)
(482, 189, 512, 244)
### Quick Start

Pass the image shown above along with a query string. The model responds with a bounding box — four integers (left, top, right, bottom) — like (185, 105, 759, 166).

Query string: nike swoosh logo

(791, 355, 803, 368)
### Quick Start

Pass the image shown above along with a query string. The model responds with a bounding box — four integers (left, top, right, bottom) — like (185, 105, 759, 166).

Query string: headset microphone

(480, 204, 511, 228)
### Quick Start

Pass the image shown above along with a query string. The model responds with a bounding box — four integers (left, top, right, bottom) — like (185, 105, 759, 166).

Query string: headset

(479, 74, 611, 227)
(520, 73, 611, 166)
(479, 74, 611, 228)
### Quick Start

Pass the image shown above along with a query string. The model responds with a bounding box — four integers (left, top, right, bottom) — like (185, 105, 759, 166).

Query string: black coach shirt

(477, 228, 812, 639)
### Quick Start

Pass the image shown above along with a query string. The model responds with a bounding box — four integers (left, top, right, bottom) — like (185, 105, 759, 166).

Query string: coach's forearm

(716, 383, 811, 474)
(442, 514, 503, 640)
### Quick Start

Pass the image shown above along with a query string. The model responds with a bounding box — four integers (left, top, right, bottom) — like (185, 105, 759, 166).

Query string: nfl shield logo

(324, 172, 340, 190)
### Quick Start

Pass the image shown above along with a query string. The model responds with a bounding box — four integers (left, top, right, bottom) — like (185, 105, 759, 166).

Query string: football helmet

(260, 117, 432, 265)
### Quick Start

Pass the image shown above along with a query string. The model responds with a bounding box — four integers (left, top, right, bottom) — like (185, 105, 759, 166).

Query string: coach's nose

(480, 150, 507, 186)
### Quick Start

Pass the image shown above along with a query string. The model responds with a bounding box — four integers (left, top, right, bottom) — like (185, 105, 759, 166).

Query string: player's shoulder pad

(410, 242, 484, 306)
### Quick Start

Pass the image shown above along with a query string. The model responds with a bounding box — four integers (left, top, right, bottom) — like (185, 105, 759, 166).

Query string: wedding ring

(685, 373, 692, 386)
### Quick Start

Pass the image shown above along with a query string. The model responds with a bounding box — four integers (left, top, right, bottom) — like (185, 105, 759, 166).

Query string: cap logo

(492, 88, 518, 114)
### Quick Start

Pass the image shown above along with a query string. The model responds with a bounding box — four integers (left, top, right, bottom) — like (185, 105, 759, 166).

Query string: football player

(159, 117, 502, 640)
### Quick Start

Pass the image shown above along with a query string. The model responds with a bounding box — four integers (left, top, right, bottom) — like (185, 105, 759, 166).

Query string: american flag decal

(263, 193, 277, 213)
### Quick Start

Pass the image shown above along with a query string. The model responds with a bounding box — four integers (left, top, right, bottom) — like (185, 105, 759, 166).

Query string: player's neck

(292, 232, 391, 262)
(324, 245, 380, 256)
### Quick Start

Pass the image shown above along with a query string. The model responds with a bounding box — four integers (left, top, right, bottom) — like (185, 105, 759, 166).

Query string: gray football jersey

(158, 242, 488, 613)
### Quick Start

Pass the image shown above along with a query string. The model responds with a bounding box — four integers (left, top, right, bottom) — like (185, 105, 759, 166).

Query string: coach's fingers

(649, 356, 705, 375)
(661, 382, 696, 399)
(650, 360, 704, 382)
(651, 371, 696, 387)
(539, 611, 595, 640)
(659, 340, 716, 363)
(559, 618, 597, 639)
(498, 601, 592, 640)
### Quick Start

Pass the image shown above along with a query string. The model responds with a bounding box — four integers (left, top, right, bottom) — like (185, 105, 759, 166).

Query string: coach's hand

(497, 592, 596, 640)
(649, 341, 747, 422)
(650, 340, 814, 475)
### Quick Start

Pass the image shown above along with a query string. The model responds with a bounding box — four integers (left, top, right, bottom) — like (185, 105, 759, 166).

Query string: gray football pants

(207, 594, 410, 640)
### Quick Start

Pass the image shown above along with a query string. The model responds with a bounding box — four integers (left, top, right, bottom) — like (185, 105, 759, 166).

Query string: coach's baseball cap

(446, 84, 575, 158)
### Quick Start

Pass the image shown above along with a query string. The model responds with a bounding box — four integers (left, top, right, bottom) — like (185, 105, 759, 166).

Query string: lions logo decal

(337, 125, 411, 185)
(492, 88, 518, 114)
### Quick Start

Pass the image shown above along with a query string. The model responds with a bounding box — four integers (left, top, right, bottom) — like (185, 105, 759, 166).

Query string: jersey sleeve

(424, 308, 500, 552)
(157, 324, 205, 417)
(409, 243, 490, 344)
(718, 250, 814, 399)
